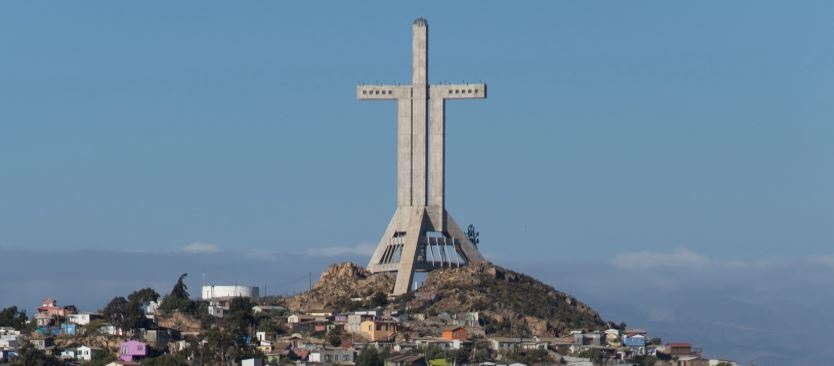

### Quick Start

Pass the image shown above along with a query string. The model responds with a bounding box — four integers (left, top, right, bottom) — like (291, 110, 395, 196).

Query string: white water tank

(201, 285, 260, 300)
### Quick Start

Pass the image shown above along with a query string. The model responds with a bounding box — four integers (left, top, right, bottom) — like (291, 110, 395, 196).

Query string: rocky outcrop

(411, 262, 608, 337)
(288, 261, 609, 337)
(285, 262, 395, 311)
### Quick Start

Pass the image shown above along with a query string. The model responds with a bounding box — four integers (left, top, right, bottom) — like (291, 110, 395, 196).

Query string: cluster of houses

(0, 295, 736, 366)
(0, 297, 178, 365)
(257, 309, 737, 366)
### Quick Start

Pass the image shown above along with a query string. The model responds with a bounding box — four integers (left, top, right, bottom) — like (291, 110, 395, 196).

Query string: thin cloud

(182, 242, 220, 254)
(612, 246, 706, 269)
(813, 255, 834, 268)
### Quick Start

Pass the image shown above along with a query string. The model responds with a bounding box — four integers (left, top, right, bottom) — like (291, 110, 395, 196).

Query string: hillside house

(60, 349, 76, 360)
(256, 331, 279, 343)
(67, 313, 99, 325)
(288, 314, 315, 326)
(386, 353, 428, 366)
(35, 298, 69, 327)
(347, 314, 374, 333)
(572, 331, 603, 346)
(538, 336, 573, 354)
(360, 319, 399, 342)
(676, 356, 709, 366)
(142, 327, 181, 348)
(76, 345, 100, 361)
(30, 336, 54, 350)
(61, 323, 77, 336)
(242, 358, 264, 366)
(412, 337, 455, 351)
(623, 334, 646, 355)
(309, 347, 355, 364)
(668, 343, 693, 356)
(441, 326, 468, 341)
(119, 340, 147, 362)
(489, 337, 548, 352)
(0, 328, 21, 349)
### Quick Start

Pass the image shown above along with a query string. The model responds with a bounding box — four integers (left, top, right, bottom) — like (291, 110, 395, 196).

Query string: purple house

(119, 340, 147, 361)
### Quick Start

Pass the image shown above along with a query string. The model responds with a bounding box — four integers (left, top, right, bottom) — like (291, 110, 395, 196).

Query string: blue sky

(1, 2, 833, 364)
(1, 2, 832, 259)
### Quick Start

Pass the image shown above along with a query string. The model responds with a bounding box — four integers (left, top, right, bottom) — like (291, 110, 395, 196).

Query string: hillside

(410, 262, 609, 336)
(287, 261, 611, 337)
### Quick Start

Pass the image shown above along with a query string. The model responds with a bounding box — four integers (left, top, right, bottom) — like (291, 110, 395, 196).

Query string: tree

(632, 355, 658, 366)
(102, 296, 129, 330)
(142, 353, 189, 366)
(327, 332, 342, 347)
(102, 296, 145, 331)
(127, 287, 160, 305)
(12, 342, 60, 366)
(225, 297, 255, 339)
(355, 346, 384, 366)
(0, 306, 27, 329)
(160, 273, 195, 313)
(450, 345, 471, 364)
(369, 292, 388, 308)
(84, 349, 117, 366)
(424, 344, 444, 360)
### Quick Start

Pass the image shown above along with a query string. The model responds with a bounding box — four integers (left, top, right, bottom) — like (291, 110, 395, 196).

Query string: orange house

(441, 327, 468, 341)
(360, 319, 399, 342)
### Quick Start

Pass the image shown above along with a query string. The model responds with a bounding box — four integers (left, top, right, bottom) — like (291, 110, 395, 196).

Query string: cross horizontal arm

(357, 85, 412, 100)
(429, 83, 486, 100)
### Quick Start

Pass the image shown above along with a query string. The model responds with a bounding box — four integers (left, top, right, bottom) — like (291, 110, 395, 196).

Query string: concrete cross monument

(357, 18, 487, 295)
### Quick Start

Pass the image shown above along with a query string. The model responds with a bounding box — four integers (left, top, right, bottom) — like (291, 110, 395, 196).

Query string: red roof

(669, 343, 691, 348)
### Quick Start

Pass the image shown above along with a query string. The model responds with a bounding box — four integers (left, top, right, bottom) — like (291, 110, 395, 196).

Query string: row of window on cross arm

(362, 88, 478, 95)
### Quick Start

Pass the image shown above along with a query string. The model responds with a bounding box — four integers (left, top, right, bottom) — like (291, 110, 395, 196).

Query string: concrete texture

(358, 18, 487, 295)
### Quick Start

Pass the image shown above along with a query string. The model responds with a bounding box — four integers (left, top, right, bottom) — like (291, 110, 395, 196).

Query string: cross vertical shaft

(410, 19, 428, 207)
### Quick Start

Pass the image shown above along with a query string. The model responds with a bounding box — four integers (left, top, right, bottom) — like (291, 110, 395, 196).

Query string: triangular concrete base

(368, 206, 485, 295)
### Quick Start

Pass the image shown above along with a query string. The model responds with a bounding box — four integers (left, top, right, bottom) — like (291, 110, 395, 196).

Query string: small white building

(0, 329, 21, 349)
(241, 358, 263, 366)
(68, 313, 97, 326)
(76, 345, 98, 361)
(98, 324, 123, 336)
(60, 350, 76, 359)
(310, 348, 354, 364)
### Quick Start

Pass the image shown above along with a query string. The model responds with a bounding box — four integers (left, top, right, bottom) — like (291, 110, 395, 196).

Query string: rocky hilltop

(413, 263, 609, 336)
(288, 261, 611, 337)
(285, 262, 395, 311)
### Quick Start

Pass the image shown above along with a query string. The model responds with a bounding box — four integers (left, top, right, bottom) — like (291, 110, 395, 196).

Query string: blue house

(61, 323, 77, 336)
(623, 334, 646, 348)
